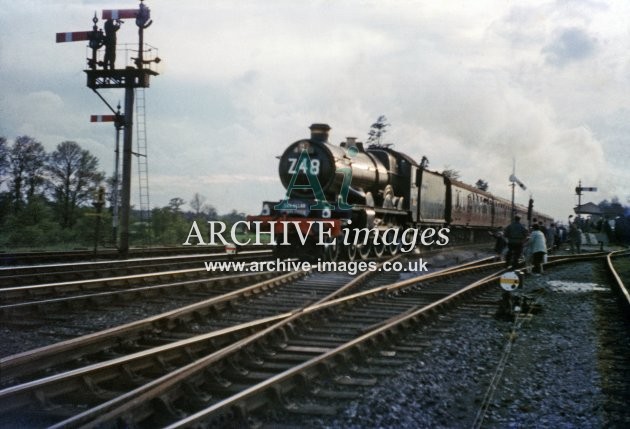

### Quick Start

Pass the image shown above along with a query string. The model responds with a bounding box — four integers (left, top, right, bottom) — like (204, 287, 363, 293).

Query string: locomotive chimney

(309, 123, 331, 142)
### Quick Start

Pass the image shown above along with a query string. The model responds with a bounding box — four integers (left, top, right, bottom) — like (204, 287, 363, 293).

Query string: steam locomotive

(249, 123, 552, 261)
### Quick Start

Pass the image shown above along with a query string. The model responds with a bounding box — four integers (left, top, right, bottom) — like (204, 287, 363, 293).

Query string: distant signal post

(509, 160, 527, 221)
(91, 111, 124, 247)
(575, 180, 597, 216)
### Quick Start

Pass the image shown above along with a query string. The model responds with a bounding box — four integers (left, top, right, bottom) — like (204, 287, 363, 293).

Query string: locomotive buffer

(57, 1, 159, 258)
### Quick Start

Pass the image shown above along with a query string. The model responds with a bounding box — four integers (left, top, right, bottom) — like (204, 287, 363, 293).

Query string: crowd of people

(492, 215, 584, 276)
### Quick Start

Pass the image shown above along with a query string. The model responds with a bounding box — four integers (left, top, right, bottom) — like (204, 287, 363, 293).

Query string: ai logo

(275, 147, 357, 211)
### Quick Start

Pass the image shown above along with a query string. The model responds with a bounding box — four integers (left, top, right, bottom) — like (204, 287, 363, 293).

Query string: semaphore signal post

(91, 108, 124, 246)
(57, 0, 160, 258)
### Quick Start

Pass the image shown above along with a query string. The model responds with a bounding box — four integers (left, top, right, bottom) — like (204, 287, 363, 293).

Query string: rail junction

(0, 244, 628, 428)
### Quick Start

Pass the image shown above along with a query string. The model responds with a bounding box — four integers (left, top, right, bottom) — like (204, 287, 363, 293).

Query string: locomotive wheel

(388, 242, 401, 255)
(345, 242, 358, 261)
(323, 237, 340, 262)
(373, 235, 386, 258)
(385, 229, 402, 255)
(358, 242, 372, 260)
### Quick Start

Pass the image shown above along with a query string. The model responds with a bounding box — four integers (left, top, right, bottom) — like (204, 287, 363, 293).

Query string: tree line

(0, 136, 244, 251)
(0, 136, 105, 249)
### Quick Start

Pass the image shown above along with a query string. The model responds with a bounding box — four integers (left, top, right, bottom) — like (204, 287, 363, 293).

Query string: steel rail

(0, 270, 277, 316)
(0, 256, 271, 302)
(0, 245, 262, 267)
(0, 314, 292, 414)
(49, 262, 504, 428)
(163, 270, 504, 429)
(163, 252, 615, 427)
(0, 257, 401, 419)
(0, 271, 304, 381)
(0, 255, 397, 387)
(2, 251, 604, 426)
(0, 250, 272, 287)
(607, 250, 630, 312)
(0, 249, 269, 276)
(1, 251, 599, 377)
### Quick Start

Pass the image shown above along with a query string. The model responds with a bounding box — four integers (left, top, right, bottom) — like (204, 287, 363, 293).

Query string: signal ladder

(134, 87, 151, 246)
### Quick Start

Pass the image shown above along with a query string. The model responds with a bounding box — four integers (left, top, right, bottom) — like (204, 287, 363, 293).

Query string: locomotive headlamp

(294, 141, 315, 154)
(321, 207, 331, 218)
(261, 203, 271, 216)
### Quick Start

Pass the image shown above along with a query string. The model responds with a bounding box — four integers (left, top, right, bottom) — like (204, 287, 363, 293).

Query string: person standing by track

(546, 222, 557, 253)
(569, 221, 582, 253)
(504, 215, 528, 269)
(528, 223, 547, 275)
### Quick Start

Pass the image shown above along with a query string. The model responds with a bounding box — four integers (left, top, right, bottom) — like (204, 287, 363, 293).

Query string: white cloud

(1, 0, 629, 220)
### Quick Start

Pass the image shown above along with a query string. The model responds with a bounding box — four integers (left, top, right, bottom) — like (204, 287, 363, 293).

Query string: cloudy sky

(1, 0, 629, 221)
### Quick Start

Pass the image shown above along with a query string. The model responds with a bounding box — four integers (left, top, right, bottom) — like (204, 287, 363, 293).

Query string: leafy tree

(168, 197, 185, 213)
(1, 197, 60, 248)
(151, 205, 190, 245)
(475, 179, 489, 191)
(0, 137, 8, 186)
(202, 204, 218, 220)
(48, 141, 104, 228)
(0, 137, 8, 224)
(9, 136, 47, 210)
(220, 209, 246, 226)
(367, 115, 390, 145)
(442, 166, 461, 181)
(190, 193, 206, 216)
(105, 175, 121, 217)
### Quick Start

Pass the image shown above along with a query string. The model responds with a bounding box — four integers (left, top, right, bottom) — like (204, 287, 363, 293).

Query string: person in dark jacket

(103, 19, 120, 70)
(504, 215, 528, 269)
(491, 228, 507, 261)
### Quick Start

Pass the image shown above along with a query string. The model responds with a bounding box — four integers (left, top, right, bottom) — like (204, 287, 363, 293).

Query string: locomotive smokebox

(278, 124, 389, 203)
(309, 123, 331, 142)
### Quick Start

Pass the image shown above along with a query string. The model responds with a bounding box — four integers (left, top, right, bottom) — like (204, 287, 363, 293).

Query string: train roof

(366, 144, 418, 167)
(364, 143, 554, 222)
(447, 177, 494, 198)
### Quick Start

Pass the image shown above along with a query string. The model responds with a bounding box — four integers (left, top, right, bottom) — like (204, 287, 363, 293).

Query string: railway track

(0, 249, 272, 287)
(0, 248, 490, 355)
(0, 264, 409, 426)
(0, 245, 244, 267)
(607, 249, 630, 312)
(0, 255, 275, 311)
(258, 249, 630, 428)
(0, 267, 305, 361)
(0, 250, 619, 427)
(0, 255, 504, 428)
(0, 254, 415, 385)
